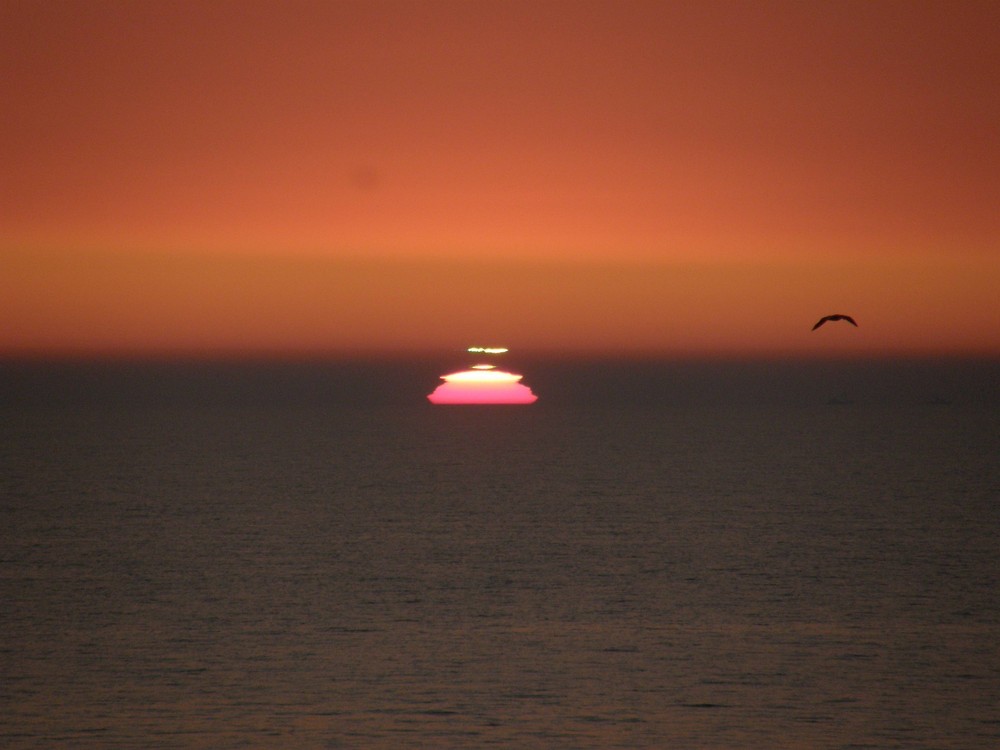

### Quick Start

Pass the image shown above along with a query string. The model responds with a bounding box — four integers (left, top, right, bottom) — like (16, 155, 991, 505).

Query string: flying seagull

(812, 314, 858, 330)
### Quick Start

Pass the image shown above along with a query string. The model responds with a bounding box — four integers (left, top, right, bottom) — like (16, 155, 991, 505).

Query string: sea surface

(2, 359, 998, 749)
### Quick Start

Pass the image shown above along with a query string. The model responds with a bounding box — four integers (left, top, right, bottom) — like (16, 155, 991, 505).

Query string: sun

(427, 348, 538, 404)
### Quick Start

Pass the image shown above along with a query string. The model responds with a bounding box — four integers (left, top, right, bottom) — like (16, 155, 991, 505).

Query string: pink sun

(427, 367, 538, 405)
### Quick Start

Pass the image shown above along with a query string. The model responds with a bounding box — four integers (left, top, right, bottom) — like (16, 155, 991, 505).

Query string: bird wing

(812, 314, 858, 330)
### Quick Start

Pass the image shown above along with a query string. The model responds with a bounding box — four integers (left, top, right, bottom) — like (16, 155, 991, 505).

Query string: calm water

(2, 360, 998, 748)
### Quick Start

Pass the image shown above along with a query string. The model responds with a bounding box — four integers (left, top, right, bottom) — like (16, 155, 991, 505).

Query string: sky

(2, 0, 998, 359)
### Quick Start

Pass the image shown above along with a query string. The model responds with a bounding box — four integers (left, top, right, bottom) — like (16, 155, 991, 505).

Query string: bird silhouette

(812, 314, 858, 330)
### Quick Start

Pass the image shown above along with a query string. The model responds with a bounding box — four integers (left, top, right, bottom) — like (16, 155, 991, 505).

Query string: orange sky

(2, 0, 998, 358)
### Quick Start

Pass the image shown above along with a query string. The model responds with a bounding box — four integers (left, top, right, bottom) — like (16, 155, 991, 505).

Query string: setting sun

(428, 364, 538, 405)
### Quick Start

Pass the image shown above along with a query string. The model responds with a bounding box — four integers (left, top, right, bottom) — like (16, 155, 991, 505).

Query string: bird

(812, 314, 858, 330)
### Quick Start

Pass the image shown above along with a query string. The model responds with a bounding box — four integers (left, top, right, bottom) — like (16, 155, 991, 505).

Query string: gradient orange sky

(3, 0, 998, 358)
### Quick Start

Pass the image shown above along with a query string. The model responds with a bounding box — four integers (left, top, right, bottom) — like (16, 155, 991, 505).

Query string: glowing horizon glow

(2, 5, 999, 359)
(471, 364, 496, 370)
(428, 368, 538, 405)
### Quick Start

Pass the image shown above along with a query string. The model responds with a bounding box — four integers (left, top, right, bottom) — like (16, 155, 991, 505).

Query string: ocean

(2, 358, 998, 748)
